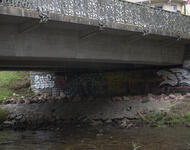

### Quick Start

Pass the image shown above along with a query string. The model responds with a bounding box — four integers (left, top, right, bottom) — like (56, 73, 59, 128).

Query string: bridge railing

(1, 0, 190, 36)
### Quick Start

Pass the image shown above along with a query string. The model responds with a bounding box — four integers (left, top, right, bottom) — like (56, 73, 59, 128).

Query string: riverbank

(0, 93, 190, 130)
(0, 71, 32, 103)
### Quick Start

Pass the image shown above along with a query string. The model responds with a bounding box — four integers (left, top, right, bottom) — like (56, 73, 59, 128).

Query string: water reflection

(0, 127, 190, 150)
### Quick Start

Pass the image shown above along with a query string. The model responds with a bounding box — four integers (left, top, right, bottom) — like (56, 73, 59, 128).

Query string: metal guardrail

(1, 0, 190, 35)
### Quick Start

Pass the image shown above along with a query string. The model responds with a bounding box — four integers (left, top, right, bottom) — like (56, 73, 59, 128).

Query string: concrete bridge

(1, 0, 190, 70)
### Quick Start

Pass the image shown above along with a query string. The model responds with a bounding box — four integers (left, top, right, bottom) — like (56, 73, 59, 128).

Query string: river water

(0, 126, 190, 150)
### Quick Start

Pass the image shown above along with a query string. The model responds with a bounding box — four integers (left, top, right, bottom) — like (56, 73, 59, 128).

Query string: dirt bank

(0, 93, 190, 130)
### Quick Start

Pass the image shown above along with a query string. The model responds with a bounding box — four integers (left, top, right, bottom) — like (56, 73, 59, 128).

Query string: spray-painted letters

(33, 74, 55, 89)
(157, 68, 190, 87)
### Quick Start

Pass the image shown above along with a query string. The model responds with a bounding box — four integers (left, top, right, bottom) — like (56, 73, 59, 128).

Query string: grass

(184, 112, 190, 122)
(0, 71, 25, 87)
(0, 88, 12, 101)
(0, 71, 31, 103)
(142, 110, 190, 128)
(0, 108, 9, 123)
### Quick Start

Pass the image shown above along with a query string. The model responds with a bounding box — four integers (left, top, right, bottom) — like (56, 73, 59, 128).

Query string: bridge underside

(0, 13, 189, 71)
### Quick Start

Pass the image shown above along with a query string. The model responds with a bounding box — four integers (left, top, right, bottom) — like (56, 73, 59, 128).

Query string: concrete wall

(0, 24, 185, 69)
(31, 67, 190, 97)
(31, 70, 162, 97)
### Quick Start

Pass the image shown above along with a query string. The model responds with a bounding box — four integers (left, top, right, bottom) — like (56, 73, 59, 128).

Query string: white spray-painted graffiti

(157, 68, 190, 87)
(33, 74, 55, 89)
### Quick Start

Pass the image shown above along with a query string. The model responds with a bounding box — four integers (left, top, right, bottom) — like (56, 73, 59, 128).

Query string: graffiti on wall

(55, 70, 160, 97)
(157, 68, 190, 87)
(33, 73, 55, 90)
(56, 73, 106, 97)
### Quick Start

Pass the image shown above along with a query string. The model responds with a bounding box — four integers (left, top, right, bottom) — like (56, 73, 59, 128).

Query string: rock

(164, 96, 169, 100)
(90, 120, 103, 126)
(56, 96, 62, 101)
(98, 129, 104, 133)
(169, 94, 176, 99)
(96, 133, 103, 137)
(147, 94, 155, 101)
(10, 98, 16, 104)
(127, 123, 133, 128)
(25, 99, 31, 104)
(120, 118, 129, 128)
(17, 99, 25, 104)
(112, 97, 123, 101)
(2, 121, 15, 126)
(126, 106, 132, 111)
(178, 95, 184, 100)
(105, 119, 112, 123)
(3, 100, 10, 104)
(32, 97, 38, 102)
(147, 93, 154, 99)
(185, 93, 190, 97)
(16, 115, 23, 120)
(123, 96, 130, 101)
(186, 123, 190, 127)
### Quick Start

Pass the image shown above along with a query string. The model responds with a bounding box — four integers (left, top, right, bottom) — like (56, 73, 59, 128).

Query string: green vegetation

(142, 110, 190, 128)
(184, 112, 190, 122)
(0, 71, 31, 103)
(0, 108, 9, 123)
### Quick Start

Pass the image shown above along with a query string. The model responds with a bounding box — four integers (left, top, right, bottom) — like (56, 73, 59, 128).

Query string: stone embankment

(0, 93, 189, 130)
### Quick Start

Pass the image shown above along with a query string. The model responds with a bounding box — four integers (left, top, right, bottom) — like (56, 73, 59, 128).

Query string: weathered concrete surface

(0, 0, 190, 69)
(0, 23, 186, 69)
(1, 0, 190, 39)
